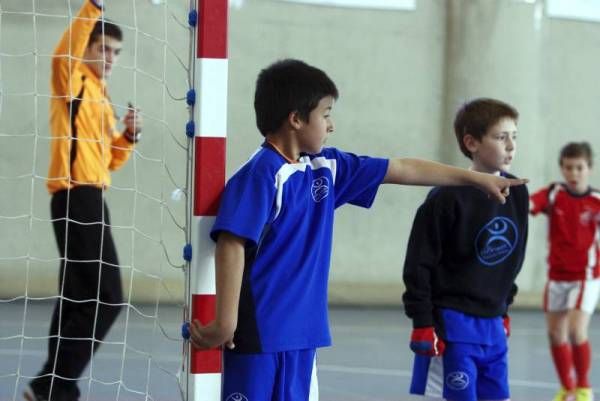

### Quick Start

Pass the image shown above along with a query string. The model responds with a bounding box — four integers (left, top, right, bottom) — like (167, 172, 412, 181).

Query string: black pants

(33, 186, 123, 399)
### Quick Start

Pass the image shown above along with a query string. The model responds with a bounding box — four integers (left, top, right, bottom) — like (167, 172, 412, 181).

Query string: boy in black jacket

(402, 98, 529, 401)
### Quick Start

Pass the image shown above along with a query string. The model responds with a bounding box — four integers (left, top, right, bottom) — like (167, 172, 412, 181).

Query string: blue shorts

(410, 342, 509, 401)
(222, 349, 317, 401)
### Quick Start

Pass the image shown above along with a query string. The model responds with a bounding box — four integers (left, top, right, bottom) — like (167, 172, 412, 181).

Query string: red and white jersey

(530, 183, 600, 281)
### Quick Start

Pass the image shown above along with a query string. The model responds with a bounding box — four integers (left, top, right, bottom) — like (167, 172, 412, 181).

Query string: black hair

(254, 59, 339, 137)
(560, 142, 593, 167)
(89, 19, 123, 45)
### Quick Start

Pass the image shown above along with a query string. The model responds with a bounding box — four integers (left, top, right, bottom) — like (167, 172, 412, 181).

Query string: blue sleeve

(210, 172, 275, 246)
(328, 148, 389, 209)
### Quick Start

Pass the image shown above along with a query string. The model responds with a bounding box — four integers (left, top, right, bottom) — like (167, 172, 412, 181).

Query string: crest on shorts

(446, 371, 470, 391)
(311, 176, 330, 202)
(475, 216, 518, 266)
(225, 393, 248, 401)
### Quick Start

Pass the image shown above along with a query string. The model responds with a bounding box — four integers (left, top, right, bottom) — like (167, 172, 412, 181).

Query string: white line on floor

(317, 364, 600, 392)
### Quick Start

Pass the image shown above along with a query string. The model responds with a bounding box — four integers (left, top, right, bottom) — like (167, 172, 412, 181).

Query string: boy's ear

(288, 111, 303, 130)
(463, 134, 479, 154)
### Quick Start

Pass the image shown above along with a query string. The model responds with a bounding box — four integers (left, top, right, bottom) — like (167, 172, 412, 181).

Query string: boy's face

(296, 96, 335, 154)
(83, 35, 122, 79)
(467, 117, 517, 174)
(560, 157, 591, 194)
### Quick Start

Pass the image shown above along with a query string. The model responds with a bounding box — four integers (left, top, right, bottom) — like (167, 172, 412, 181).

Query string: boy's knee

(547, 329, 567, 344)
(568, 329, 587, 344)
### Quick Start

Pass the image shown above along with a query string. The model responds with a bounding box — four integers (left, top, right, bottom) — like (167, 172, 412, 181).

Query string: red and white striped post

(188, 0, 228, 400)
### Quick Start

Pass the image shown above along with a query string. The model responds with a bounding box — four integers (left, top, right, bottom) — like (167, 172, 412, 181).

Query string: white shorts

(543, 278, 600, 314)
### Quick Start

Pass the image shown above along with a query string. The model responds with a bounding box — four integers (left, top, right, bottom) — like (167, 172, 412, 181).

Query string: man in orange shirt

(26, 1, 141, 400)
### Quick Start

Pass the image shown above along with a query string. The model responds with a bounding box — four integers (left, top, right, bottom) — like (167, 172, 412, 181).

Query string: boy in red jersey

(530, 142, 600, 401)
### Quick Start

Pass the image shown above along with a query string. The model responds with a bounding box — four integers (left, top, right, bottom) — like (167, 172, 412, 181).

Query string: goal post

(184, 0, 228, 400)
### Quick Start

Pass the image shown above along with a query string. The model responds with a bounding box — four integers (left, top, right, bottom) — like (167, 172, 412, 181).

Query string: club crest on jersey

(311, 177, 330, 202)
(446, 371, 470, 391)
(580, 209, 598, 225)
(225, 393, 248, 401)
(475, 216, 518, 266)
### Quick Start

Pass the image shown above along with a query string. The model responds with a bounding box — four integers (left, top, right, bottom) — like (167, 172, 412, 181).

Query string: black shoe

(24, 381, 79, 401)
(23, 385, 48, 401)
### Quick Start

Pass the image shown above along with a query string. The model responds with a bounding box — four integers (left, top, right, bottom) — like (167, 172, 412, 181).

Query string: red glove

(503, 315, 511, 337)
(410, 327, 445, 356)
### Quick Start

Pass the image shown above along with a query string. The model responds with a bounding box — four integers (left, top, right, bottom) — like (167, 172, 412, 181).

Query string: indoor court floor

(1, 302, 598, 401)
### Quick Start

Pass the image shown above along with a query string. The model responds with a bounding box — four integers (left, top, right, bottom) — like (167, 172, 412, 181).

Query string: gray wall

(1, 0, 599, 307)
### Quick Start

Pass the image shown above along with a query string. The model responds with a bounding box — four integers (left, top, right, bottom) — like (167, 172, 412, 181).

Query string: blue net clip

(181, 322, 190, 339)
(188, 10, 198, 27)
(185, 121, 195, 138)
(186, 89, 196, 106)
(183, 243, 192, 262)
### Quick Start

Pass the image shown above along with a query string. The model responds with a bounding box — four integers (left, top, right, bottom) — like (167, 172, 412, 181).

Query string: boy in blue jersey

(403, 98, 529, 401)
(189, 61, 527, 401)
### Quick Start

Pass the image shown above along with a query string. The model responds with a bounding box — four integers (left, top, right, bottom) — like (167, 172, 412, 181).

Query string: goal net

(0, 0, 198, 399)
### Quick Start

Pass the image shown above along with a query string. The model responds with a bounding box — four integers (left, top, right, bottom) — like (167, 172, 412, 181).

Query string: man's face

(83, 35, 122, 79)
(468, 117, 518, 174)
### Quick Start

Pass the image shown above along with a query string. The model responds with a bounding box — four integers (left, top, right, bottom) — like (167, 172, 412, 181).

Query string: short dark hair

(560, 142, 593, 167)
(453, 98, 519, 159)
(89, 19, 123, 45)
(254, 59, 339, 137)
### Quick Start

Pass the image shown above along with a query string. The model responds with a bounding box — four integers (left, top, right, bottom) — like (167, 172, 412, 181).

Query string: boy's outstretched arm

(189, 231, 245, 350)
(383, 158, 528, 204)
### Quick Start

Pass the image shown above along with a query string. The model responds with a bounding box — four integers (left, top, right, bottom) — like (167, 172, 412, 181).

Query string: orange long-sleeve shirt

(47, 0, 133, 194)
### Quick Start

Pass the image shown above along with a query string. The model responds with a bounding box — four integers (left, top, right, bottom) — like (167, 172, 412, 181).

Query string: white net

(0, 0, 194, 399)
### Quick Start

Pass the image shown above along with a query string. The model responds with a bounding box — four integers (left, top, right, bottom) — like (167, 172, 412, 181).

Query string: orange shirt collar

(265, 139, 298, 164)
